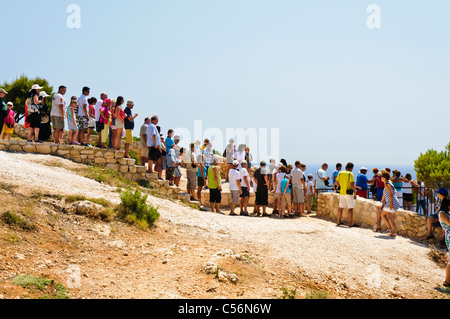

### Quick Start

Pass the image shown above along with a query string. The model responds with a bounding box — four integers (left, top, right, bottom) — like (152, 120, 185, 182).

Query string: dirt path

(0, 151, 447, 299)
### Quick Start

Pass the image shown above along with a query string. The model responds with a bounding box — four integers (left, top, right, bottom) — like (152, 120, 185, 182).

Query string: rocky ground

(0, 151, 449, 300)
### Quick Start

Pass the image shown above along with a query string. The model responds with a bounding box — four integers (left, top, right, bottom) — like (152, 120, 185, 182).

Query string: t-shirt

(139, 123, 148, 148)
(51, 93, 66, 117)
(228, 169, 241, 191)
(332, 170, 340, 185)
(124, 107, 134, 130)
(316, 169, 329, 190)
(356, 173, 369, 191)
(94, 100, 103, 122)
(280, 178, 291, 194)
(253, 168, 268, 191)
(291, 167, 304, 189)
(146, 124, 161, 147)
(77, 94, 88, 117)
(232, 151, 245, 169)
(336, 171, 355, 196)
(240, 167, 250, 188)
(306, 180, 314, 195)
(197, 165, 207, 178)
(165, 137, 175, 152)
(275, 172, 286, 193)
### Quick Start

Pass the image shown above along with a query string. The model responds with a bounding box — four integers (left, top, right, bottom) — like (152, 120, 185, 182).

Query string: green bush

(415, 142, 450, 190)
(1, 211, 37, 231)
(12, 275, 69, 299)
(116, 188, 160, 230)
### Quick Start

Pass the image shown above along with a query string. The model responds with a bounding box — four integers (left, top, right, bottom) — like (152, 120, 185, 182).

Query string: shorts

(231, 190, 240, 204)
(26, 112, 41, 129)
(306, 194, 314, 207)
(357, 191, 368, 199)
(240, 187, 250, 198)
(256, 190, 268, 206)
(339, 195, 355, 209)
(140, 147, 148, 158)
(187, 170, 198, 189)
(125, 129, 133, 144)
(88, 117, 95, 129)
(292, 188, 305, 204)
(403, 193, 413, 202)
(77, 115, 89, 130)
(2, 123, 14, 135)
(210, 188, 222, 204)
(383, 207, 398, 214)
(198, 176, 205, 187)
(96, 121, 104, 133)
(281, 194, 291, 206)
(148, 147, 162, 162)
(115, 120, 124, 129)
(51, 116, 65, 130)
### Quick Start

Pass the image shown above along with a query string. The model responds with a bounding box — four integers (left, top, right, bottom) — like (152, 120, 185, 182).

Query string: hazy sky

(1, 0, 449, 167)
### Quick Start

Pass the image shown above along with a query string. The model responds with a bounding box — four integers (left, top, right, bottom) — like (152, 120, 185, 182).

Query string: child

(166, 148, 176, 186)
(86, 97, 97, 147)
(174, 148, 184, 187)
(2, 102, 15, 140)
(67, 97, 80, 145)
(306, 174, 314, 214)
(280, 174, 292, 218)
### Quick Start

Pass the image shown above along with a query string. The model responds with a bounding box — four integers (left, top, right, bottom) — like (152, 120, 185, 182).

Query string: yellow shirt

(336, 171, 355, 195)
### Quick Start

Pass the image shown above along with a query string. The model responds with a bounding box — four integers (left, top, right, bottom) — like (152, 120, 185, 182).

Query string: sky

(1, 0, 449, 168)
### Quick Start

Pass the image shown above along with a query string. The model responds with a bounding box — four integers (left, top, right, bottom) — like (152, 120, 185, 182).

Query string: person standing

(146, 116, 162, 178)
(112, 96, 125, 151)
(0, 88, 8, 136)
(139, 117, 150, 166)
(95, 92, 107, 148)
(26, 84, 44, 143)
(187, 143, 199, 201)
(207, 156, 224, 215)
(253, 161, 270, 217)
(306, 174, 314, 214)
(245, 146, 253, 168)
(77, 87, 90, 145)
(2, 102, 15, 140)
(292, 161, 307, 217)
(124, 100, 138, 158)
(98, 99, 112, 148)
(67, 96, 80, 145)
(50, 85, 67, 144)
(239, 160, 251, 216)
(225, 138, 237, 182)
(228, 160, 241, 216)
(86, 97, 97, 147)
(333, 162, 358, 227)
(438, 196, 450, 288)
(196, 154, 207, 209)
(316, 163, 331, 194)
(378, 171, 401, 237)
(280, 174, 293, 218)
(202, 142, 214, 170)
(332, 163, 342, 192)
(356, 167, 370, 198)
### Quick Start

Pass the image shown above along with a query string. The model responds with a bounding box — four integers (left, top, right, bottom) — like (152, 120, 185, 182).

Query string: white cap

(361, 167, 368, 171)
(233, 160, 239, 167)
(39, 91, 50, 98)
(240, 160, 247, 165)
(29, 84, 43, 92)
(6, 102, 13, 106)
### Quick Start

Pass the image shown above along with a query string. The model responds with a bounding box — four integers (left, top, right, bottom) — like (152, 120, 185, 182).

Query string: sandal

(443, 282, 450, 288)
(373, 225, 382, 232)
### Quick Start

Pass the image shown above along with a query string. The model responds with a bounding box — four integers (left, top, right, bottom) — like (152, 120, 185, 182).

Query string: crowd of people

(1, 83, 450, 288)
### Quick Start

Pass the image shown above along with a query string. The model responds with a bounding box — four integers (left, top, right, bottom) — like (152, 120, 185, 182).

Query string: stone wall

(0, 139, 190, 203)
(316, 192, 443, 241)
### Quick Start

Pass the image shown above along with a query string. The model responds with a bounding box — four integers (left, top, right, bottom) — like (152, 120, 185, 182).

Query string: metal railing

(316, 186, 439, 217)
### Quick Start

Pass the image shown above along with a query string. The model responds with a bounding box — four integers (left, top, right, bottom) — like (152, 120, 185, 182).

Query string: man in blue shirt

(356, 167, 369, 198)
(146, 115, 162, 178)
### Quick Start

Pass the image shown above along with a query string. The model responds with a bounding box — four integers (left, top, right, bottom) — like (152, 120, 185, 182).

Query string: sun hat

(0, 88, 8, 94)
(29, 84, 43, 92)
(39, 91, 50, 98)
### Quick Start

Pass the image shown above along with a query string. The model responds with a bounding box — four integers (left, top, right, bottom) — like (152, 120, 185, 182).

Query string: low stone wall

(200, 190, 275, 209)
(316, 192, 442, 241)
(0, 140, 189, 203)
